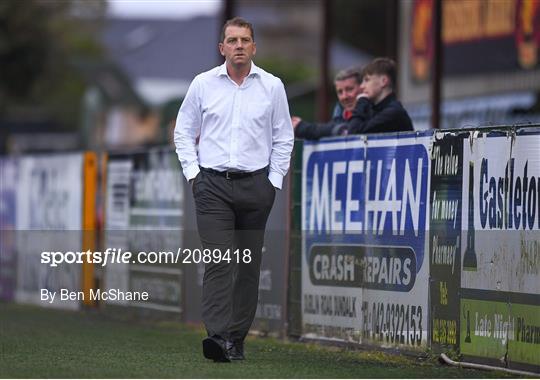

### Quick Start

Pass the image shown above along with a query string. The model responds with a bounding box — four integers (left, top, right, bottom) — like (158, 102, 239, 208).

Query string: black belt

(200, 166, 268, 180)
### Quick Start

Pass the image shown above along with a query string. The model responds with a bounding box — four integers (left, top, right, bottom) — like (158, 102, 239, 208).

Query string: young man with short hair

(294, 57, 413, 139)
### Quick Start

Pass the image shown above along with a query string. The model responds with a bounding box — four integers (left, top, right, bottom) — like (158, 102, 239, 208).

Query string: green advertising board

(461, 297, 540, 371)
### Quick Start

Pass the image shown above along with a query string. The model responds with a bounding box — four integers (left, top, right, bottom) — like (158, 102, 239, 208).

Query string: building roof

(101, 14, 371, 105)
(102, 15, 221, 80)
(101, 15, 221, 105)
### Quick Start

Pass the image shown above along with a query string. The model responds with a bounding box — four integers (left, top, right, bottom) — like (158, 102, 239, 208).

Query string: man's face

(335, 77, 362, 111)
(360, 74, 387, 102)
(219, 25, 256, 67)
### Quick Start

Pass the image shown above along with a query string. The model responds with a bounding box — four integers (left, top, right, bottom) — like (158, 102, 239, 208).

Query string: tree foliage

(0, 0, 106, 128)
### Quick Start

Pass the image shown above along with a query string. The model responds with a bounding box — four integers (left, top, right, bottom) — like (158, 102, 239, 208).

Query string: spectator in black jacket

(294, 58, 414, 139)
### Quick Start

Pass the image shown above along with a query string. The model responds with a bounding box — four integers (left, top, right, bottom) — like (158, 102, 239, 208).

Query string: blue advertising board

(301, 132, 431, 349)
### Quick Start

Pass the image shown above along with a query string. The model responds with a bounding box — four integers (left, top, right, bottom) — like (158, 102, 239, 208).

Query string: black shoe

(226, 340, 245, 360)
(202, 336, 230, 362)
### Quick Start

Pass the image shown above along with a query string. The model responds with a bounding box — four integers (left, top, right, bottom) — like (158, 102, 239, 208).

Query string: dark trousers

(192, 168, 275, 342)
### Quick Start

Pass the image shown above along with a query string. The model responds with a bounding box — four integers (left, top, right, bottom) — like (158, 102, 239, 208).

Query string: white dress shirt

(174, 62, 294, 189)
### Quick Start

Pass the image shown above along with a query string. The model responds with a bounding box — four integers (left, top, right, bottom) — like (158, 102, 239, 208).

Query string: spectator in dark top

(293, 57, 414, 139)
(290, 66, 362, 134)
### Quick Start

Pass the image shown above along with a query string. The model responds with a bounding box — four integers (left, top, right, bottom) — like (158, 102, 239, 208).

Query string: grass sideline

(0, 303, 513, 378)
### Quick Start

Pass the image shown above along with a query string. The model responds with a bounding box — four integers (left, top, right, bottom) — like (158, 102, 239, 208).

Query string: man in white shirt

(174, 17, 294, 362)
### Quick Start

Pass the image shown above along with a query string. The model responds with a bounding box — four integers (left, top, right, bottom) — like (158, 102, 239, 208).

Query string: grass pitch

(0, 303, 513, 378)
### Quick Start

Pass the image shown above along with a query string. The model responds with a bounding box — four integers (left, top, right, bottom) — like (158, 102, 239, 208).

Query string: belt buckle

(225, 171, 231, 180)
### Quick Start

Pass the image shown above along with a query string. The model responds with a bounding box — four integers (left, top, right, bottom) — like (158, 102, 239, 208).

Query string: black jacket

(295, 93, 414, 140)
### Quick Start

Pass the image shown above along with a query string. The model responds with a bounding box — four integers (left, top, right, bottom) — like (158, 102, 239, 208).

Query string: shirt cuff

(183, 163, 200, 182)
(268, 171, 283, 190)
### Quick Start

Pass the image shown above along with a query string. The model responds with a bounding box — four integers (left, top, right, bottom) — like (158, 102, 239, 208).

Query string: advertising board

(15, 154, 84, 310)
(460, 130, 540, 372)
(301, 133, 431, 349)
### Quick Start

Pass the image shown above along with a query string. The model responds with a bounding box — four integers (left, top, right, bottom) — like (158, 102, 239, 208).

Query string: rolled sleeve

(269, 80, 294, 189)
(184, 163, 200, 182)
(268, 170, 283, 190)
(174, 77, 202, 182)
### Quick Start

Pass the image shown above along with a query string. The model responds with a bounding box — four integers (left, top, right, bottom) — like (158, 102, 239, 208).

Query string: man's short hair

(362, 57, 396, 88)
(334, 66, 363, 84)
(221, 17, 255, 42)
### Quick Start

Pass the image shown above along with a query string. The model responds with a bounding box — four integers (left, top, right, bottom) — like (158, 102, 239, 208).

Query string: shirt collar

(217, 61, 261, 78)
(248, 62, 262, 77)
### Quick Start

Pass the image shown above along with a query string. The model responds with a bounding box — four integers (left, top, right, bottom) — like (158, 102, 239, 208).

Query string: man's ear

(253, 42, 257, 56)
(380, 75, 390, 88)
(218, 42, 225, 56)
